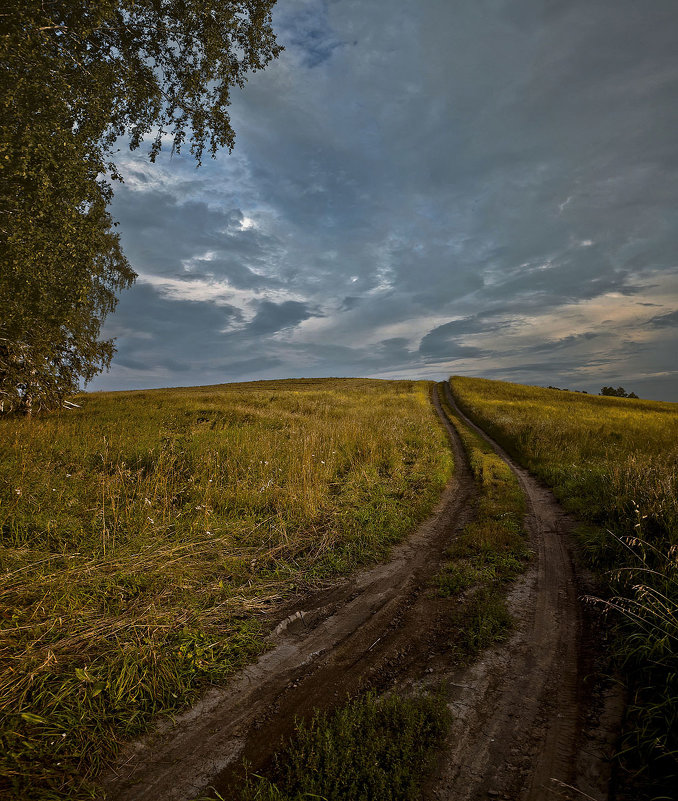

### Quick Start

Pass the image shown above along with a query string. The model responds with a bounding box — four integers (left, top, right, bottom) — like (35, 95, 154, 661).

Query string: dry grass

(0, 378, 453, 800)
(447, 376, 677, 543)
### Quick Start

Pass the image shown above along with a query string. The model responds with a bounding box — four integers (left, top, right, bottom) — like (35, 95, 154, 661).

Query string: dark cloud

(418, 314, 520, 360)
(281, 0, 345, 68)
(646, 310, 678, 329)
(419, 321, 490, 361)
(107, 283, 242, 345)
(92, 0, 678, 401)
(247, 300, 318, 335)
(111, 187, 281, 290)
(339, 296, 360, 311)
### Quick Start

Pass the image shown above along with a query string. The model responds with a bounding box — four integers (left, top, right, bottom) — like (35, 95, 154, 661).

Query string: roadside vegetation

(0, 378, 452, 800)
(436, 385, 530, 658)
(448, 375, 678, 797)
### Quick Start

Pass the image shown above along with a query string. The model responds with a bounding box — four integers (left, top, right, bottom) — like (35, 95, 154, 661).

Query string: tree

(0, 1, 281, 413)
(600, 386, 639, 399)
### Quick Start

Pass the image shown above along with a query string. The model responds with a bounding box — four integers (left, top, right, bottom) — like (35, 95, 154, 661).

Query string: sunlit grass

(0, 378, 453, 800)
(447, 376, 677, 546)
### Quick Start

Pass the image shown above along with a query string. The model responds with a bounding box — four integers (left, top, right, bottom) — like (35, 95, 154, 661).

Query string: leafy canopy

(600, 386, 639, 399)
(0, 0, 281, 413)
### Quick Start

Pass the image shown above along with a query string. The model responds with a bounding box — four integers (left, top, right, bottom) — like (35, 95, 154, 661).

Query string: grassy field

(448, 375, 678, 795)
(0, 378, 453, 800)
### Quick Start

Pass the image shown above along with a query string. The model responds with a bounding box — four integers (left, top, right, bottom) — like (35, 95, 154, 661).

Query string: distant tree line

(1, 1, 281, 415)
(545, 385, 640, 399)
(600, 386, 639, 399)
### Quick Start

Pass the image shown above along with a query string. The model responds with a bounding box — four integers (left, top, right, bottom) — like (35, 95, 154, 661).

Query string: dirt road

(427, 383, 622, 801)
(103, 383, 619, 801)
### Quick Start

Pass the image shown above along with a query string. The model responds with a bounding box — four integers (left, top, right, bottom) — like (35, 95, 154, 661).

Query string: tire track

(427, 381, 620, 801)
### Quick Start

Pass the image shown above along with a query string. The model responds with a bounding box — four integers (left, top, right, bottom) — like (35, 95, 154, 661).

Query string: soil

(102, 383, 623, 801)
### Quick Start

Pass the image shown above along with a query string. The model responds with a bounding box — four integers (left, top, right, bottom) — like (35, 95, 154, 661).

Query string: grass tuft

(454, 588, 513, 656)
(236, 692, 451, 801)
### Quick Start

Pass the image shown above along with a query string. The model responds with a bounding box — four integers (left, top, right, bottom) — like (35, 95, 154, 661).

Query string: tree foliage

(600, 386, 639, 399)
(0, 0, 281, 413)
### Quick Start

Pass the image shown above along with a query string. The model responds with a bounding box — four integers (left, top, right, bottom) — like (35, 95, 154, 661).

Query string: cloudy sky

(93, 0, 678, 401)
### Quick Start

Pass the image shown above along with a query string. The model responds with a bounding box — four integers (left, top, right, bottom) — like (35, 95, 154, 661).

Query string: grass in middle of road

(436, 383, 530, 658)
(236, 692, 450, 801)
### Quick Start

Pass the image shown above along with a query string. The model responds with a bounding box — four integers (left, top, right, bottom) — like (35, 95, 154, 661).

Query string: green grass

(234, 692, 450, 801)
(0, 378, 453, 800)
(433, 385, 529, 657)
(454, 588, 514, 656)
(448, 375, 678, 797)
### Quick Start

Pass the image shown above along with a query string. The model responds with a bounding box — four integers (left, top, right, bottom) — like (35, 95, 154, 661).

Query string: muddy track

(103, 384, 620, 801)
